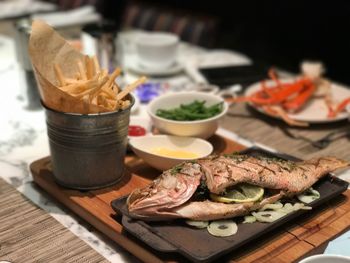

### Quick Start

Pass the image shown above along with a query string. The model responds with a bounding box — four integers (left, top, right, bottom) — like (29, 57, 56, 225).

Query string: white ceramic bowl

(135, 32, 179, 70)
(147, 92, 228, 139)
(129, 135, 213, 171)
(299, 254, 350, 263)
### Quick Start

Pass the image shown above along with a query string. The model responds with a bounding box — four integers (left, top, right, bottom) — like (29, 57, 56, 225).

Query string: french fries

(54, 56, 147, 112)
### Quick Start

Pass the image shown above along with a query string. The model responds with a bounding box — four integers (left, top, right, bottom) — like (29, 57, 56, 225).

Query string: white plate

(298, 254, 350, 263)
(127, 58, 183, 76)
(245, 79, 350, 123)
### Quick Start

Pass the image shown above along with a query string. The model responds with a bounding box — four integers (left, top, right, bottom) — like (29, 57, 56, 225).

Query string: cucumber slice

(297, 187, 320, 204)
(280, 203, 294, 213)
(252, 211, 286, 223)
(259, 202, 283, 211)
(292, 202, 312, 211)
(243, 215, 257, 224)
(250, 201, 312, 224)
(185, 220, 209, 229)
(207, 220, 238, 237)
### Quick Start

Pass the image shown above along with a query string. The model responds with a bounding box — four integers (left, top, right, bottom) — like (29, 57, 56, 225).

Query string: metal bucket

(43, 96, 134, 190)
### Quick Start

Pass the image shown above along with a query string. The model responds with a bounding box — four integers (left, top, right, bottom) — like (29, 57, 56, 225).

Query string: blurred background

(0, 0, 349, 84)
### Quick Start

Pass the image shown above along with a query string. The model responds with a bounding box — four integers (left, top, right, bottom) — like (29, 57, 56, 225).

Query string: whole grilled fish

(127, 154, 348, 221)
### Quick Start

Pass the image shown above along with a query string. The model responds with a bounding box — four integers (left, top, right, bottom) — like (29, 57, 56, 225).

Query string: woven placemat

(221, 103, 350, 160)
(0, 178, 108, 263)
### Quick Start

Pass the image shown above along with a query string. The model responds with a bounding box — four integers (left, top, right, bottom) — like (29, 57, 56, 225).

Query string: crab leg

(260, 80, 291, 98)
(261, 69, 292, 97)
(328, 97, 350, 118)
(271, 82, 307, 104)
(260, 80, 274, 97)
(230, 82, 306, 105)
(268, 68, 282, 87)
(283, 80, 315, 112)
(263, 105, 309, 127)
(325, 92, 335, 118)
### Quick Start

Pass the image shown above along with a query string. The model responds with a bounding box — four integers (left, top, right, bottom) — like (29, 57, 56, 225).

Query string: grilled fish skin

(199, 155, 348, 194)
(127, 155, 349, 220)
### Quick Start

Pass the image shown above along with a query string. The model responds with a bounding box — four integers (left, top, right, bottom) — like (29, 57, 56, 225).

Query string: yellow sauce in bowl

(151, 147, 199, 158)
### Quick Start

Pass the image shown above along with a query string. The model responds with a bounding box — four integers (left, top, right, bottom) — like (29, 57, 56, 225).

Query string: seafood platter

(29, 21, 350, 263)
(229, 62, 350, 126)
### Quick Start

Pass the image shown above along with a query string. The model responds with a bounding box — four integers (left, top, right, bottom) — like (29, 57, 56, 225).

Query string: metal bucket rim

(41, 94, 135, 117)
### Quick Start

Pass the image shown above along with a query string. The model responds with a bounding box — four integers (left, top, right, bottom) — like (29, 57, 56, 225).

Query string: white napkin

(193, 50, 252, 68)
(183, 57, 208, 84)
(31, 6, 101, 28)
(0, 0, 56, 20)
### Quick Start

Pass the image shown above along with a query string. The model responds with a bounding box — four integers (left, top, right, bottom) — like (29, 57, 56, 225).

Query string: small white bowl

(147, 92, 228, 139)
(129, 135, 213, 171)
(135, 32, 179, 70)
(299, 254, 350, 263)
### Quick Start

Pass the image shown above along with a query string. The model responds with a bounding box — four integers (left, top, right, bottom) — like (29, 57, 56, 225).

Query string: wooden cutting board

(30, 135, 350, 263)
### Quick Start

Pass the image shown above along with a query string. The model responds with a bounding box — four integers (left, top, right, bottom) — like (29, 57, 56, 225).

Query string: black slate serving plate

(111, 147, 349, 263)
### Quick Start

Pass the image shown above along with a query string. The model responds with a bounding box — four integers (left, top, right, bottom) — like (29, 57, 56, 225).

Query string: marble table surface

(1, 32, 349, 262)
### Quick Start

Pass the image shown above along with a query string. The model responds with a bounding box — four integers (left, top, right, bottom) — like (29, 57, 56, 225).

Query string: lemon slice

(210, 184, 264, 203)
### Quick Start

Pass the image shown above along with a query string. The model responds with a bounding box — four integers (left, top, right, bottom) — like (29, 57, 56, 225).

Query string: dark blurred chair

(120, 0, 219, 48)
(43, 0, 219, 47)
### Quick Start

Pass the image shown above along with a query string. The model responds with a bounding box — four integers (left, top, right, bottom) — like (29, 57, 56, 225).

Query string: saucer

(128, 60, 183, 76)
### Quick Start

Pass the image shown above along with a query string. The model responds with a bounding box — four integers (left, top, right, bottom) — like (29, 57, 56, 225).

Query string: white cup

(135, 32, 179, 70)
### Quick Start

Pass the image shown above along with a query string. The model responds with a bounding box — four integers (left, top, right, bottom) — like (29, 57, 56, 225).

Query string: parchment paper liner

(29, 20, 110, 114)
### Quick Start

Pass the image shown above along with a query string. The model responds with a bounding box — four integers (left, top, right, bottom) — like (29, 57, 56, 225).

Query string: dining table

(0, 27, 350, 263)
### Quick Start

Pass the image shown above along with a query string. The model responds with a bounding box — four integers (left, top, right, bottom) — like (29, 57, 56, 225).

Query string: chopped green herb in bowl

(156, 100, 223, 121)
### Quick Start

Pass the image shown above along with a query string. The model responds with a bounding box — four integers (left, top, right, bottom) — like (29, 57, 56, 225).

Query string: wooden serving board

(30, 135, 350, 263)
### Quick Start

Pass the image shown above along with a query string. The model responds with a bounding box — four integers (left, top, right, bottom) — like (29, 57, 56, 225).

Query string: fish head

(127, 162, 203, 219)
